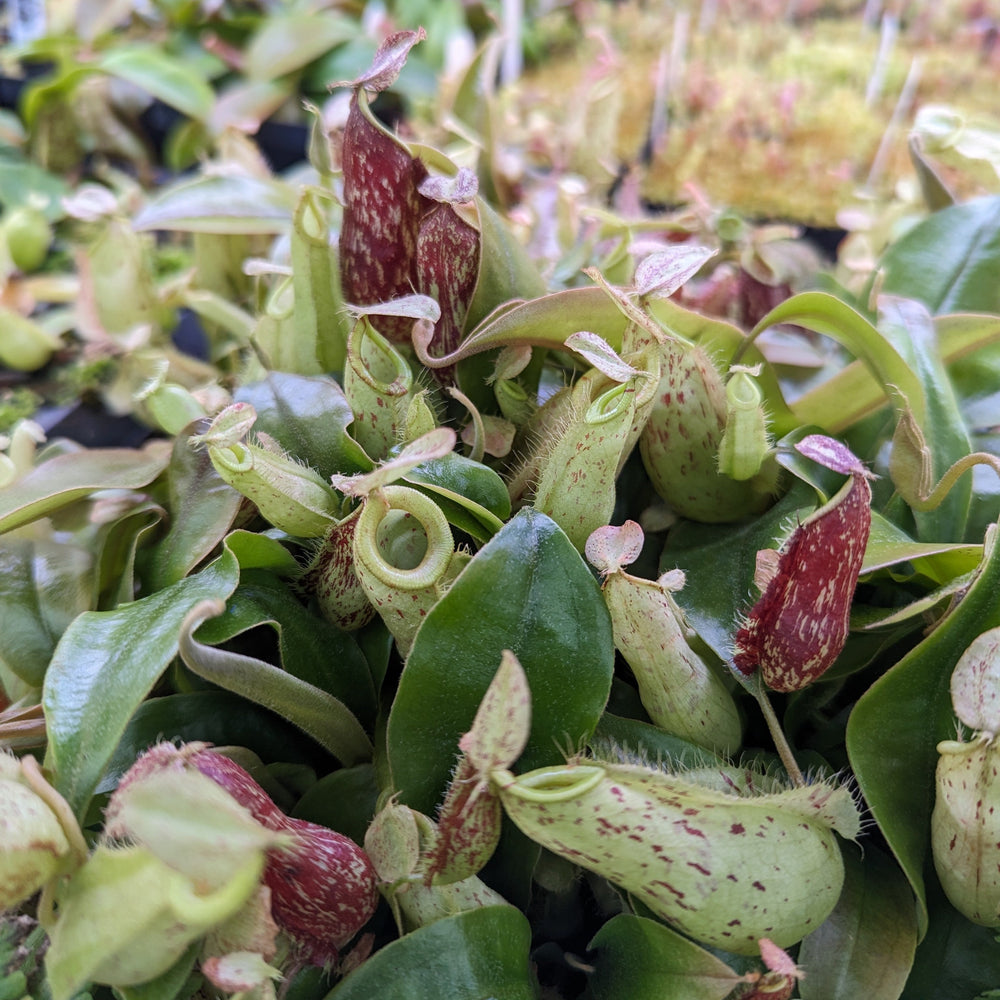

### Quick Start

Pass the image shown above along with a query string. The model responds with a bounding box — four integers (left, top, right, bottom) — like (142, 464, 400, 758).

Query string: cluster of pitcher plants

(5, 26, 1000, 1000)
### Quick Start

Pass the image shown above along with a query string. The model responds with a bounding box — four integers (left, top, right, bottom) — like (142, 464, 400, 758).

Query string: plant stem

(754, 688, 805, 787)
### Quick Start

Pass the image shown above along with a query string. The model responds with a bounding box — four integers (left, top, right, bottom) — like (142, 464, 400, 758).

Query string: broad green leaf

(235, 373, 371, 482)
(43, 546, 241, 818)
(798, 845, 917, 1000)
(0, 443, 171, 534)
(144, 428, 243, 591)
(387, 508, 614, 815)
(222, 528, 301, 575)
(133, 175, 294, 235)
(243, 12, 355, 80)
(880, 196, 1000, 315)
(192, 568, 376, 727)
(901, 876, 1000, 1000)
(846, 525, 1000, 939)
(465, 196, 548, 335)
(94, 501, 164, 609)
(326, 906, 536, 999)
(587, 914, 742, 1000)
(177, 599, 372, 768)
(0, 538, 93, 689)
(98, 46, 214, 121)
(404, 451, 511, 541)
(452, 286, 629, 360)
(100, 690, 330, 794)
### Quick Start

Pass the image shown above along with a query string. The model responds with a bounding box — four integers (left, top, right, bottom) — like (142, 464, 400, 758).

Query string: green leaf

(98, 46, 214, 121)
(901, 876, 1000, 1000)
(791, 311, 1000, 436)
(43, 546, 241, 819)
(587, 914, 742, 1000)
(880, 196, 1000, 315)
(387, 508, 614, 814)
(846, 524, 1000, 940)
(750, 291, 926, 425)
(177, 599, 373, 767)
(193, 569, 376, 728)
(145, 429, 243, 591)
(133, 175, 294, 235)
(243, 12, 355, 80)
(326, 906, 537, 999)
(797, 845, 918, 1000)
(403, 451, 511, 541)
(94, 501, 164, 609)
(864, 512, 981, 583)
(0, 538, 93, 689)
(235, 373, 371, 482)
(0, 443, 171, 534)
(877, 296, 972, 541)
(100, 690, 331, 794)
(591, 713, 724, 770)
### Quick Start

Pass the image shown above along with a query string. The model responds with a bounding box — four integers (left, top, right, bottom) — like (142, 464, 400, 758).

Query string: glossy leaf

(591, 713, 723, 770)
(0, 443, 171, 534)
(192, 569, 376, 728)
(100, 691, 331, 795)
(403, 451, 510, 541)
(901, 876, 1000, 999)
(235, 373, 371, 482)
(0, 538, 93, 689)
(847, 525, 1000, 938)
(94, 502, 164, 610)
(177, 599, 373, 768)
(326, 906, 536, 999)
(145, 427, 243, 591)
(587, 914, 742, 1000)
(387, 508, 614, 815)
(880, 196, 1000, 315)
(797, 845, 917, 1000)
(43, 547, 241, 818)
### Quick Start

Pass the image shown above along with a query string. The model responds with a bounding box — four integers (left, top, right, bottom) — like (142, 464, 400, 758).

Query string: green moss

(0, 388, 42, 433)
(517, 3, 998, 224)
